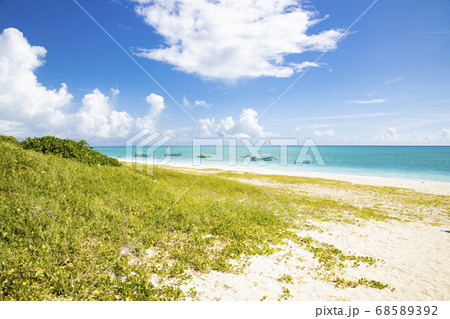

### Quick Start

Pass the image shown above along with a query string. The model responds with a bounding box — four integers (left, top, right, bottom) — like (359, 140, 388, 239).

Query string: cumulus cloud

(0, 28, 165, 141)
(198, 118, 216, 137)
(182, 95, 212, 108)
(74, 89, 134, 138)
(199, 108, 274, 138)
(132, 0, 342, 80)
(0, 28, 73, 134)
(136, 93, 166, 129)
(147, 93, 166, 118)
(194, 100, 211, 108)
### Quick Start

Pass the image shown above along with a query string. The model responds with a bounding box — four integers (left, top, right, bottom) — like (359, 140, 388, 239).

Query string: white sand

(182, 221, 449, 301)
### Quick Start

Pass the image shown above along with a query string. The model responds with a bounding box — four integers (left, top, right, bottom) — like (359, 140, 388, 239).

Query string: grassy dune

(1, 139, 447, 300)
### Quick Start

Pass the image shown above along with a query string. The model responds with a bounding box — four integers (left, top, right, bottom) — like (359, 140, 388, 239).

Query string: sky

(0, 0, 449, 145)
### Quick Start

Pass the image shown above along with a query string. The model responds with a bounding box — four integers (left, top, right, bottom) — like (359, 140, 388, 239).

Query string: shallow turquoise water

(92, 145, 450, 182)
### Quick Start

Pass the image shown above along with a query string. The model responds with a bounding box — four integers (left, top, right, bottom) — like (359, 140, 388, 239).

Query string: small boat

(165, 152, 182, 157)
(250, 154, 276, 161)
(198, 154, 212, 158)
(294, 159, 311, 164)
(135, 152, 149, 157)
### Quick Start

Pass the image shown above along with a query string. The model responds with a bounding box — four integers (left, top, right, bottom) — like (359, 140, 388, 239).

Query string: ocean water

(92, 145, 450, 183)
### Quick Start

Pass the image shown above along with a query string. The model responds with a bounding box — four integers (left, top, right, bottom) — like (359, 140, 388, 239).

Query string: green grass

(2, 138, 439, 300)
(278, 274, 293, 284)
(0, 140, 293, 300)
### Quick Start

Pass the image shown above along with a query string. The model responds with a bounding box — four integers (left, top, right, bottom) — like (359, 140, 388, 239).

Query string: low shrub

(0, 135, 21, 147)
(20, 136, 119, 167)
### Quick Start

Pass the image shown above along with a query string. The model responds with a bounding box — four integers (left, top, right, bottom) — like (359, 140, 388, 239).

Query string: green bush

(0, 135, 21, 147)
(20, 136, 119, 167)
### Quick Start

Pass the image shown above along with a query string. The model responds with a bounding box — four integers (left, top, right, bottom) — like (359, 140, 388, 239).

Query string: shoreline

(119, 159, 450, 196)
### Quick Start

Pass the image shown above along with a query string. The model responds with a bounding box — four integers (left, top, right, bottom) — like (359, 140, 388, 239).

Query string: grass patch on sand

(211, 171, 449, 223)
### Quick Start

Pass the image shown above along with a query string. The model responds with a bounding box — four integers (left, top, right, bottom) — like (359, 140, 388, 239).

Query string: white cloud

(0, 28, 165, 141)
(199, 108, 274, 138)
(374, 127, 450, 144)
(198, 118, 215, 137)
(74, 89, 133, 138)
(183, 95, 211, 108)
(132, 0, 343, 80)
(385, 77, 405, 85)
(147, 93, 166, 118)
(182, 95, 190, 107)
(290, 61, 322, 72)
(308, 123, 335, 129)
(440, 128, 450, 139)
(275, 112, 397, 122)
(0, 119, 23, 136)
(386, 127, 398, 140)
(0, 28, 73, 133)
(346, 99, 386, 105)
(313, 129, 334, 137)
(136, 93, 167, 129)
(110, 88, 120, 96)
(216, 116, 237, 137)
(194, 100, 211, 108)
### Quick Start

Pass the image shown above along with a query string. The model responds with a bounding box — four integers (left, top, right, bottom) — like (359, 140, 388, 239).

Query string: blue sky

(0, 0, 449, 145)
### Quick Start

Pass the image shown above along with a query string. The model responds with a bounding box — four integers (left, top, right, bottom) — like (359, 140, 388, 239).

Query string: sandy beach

(181, 221, 449, 300)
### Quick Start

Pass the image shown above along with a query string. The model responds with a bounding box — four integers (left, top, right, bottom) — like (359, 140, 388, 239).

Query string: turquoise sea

(92, 146, 450, 183)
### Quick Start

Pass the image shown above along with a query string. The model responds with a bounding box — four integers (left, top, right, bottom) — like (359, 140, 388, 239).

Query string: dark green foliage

(0, 135, 21, 147)
(20, 136, 119, 167)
